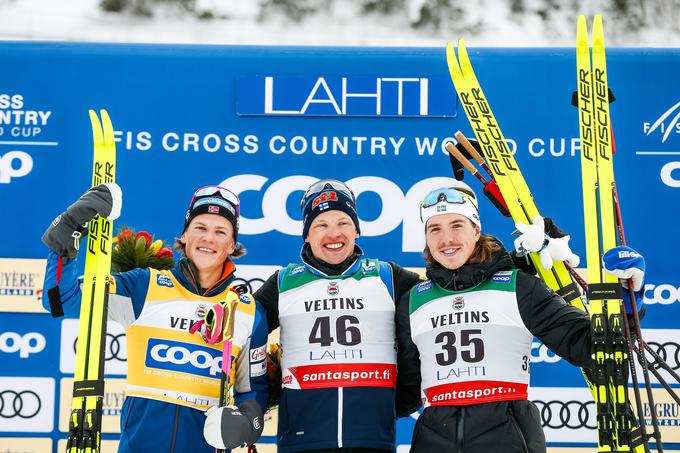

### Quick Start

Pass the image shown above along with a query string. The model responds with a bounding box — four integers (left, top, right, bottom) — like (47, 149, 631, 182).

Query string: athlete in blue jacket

(42, 184, 268, 452)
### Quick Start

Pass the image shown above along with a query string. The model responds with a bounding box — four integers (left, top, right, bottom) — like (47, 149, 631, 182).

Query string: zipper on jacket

(508, 406, 529, 453)
(337, 387, 344, 448)
(456, 406, 465, 451)
(170, 405, 179, 453)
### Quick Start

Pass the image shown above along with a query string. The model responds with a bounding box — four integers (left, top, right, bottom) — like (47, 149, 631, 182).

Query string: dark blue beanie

(302, 189, 360, 239)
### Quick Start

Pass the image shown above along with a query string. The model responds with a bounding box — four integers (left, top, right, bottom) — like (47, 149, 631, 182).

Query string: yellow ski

(68, 110, 116, 453)
(446, 40, 586, 312)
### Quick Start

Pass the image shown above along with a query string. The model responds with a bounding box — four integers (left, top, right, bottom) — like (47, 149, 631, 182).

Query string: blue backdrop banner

(1, 42, 679, 451)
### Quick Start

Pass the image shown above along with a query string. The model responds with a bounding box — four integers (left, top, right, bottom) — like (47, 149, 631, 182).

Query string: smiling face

(180, 214, 235, 284)
(425, 213, 480, 270)
(305, 210, 359, 265)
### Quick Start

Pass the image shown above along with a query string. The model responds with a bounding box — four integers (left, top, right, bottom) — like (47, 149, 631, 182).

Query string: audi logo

(231, 277, 266, 294)
(0, 390, 41, 419)
(72, 333, 126, 362)
(646, 341, 680, 370)
(532, 400, 596, 430)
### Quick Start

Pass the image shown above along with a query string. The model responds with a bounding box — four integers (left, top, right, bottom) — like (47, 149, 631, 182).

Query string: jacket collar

(172, 257, 236, 296)
(300, 243, 363, 277)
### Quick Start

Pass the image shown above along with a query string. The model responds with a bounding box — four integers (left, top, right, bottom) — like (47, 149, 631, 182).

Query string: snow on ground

(0, 0, 679, 47)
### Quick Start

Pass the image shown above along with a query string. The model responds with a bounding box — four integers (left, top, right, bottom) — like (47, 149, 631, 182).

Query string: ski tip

(577, 15, 586, 31)
(100, 109, 112, 128)
(445, 41, 456, 57)
(458, 37, 466, 49)
(593, 14, 604, 46)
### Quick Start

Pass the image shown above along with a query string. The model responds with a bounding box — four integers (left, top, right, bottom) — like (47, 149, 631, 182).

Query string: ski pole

(455, 131, 494, 178)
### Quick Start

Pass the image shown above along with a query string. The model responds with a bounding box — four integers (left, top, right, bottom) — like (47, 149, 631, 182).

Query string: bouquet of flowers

(266, 342, 282, 410)
(111, 227, 175, 273)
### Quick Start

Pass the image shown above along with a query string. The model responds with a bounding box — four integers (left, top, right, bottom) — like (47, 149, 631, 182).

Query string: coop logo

(531, 342, 562, 364)
(644, 283, 680, 305)
(644, 101, 680, 143)
(0, 332, 46, 358)
(237, 75, 456, 117)
(0, 150, 33, 184)
(220, 174, 458, 252)
(146, 338, 222, 378)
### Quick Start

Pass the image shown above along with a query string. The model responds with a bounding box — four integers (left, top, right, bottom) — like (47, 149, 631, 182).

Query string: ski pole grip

(445, 142, 478, 174)
(455, 131, 485, 165)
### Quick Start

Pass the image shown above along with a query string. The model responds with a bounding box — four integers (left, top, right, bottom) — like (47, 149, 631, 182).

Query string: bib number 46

(435, 329, 485, 366)
(309, 315, 361, 347)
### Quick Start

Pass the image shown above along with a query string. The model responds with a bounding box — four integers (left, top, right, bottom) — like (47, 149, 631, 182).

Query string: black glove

(42, 183, 122, 259)
(203, 399, 264, 449)
(449, 139, 480, 180)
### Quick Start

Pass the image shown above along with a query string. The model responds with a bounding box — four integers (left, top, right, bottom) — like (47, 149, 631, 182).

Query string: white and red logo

(311, 191, 338, 209)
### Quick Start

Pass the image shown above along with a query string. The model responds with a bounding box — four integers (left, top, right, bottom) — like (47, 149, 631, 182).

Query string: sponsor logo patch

(290, 265, 306, 276)
(250, 345, 266, 362)
(492, 271, 512, 282)
(156, 274, 174, 287)
(361, 261, 376, 273)
(311, 191, 338, 209)
(195, 304, 208, 319)
(452, 296, 465, 310)
(327, 281, 340, 296)
(145, 338, 222, 378)
(250, 360, 267, 377)
(416, 280, 433, 294)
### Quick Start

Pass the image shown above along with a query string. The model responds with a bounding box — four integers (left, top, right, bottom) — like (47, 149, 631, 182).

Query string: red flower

(118, 229, 134, 242)
(157, 247, 174, 258)
(135, 231, 152, 247)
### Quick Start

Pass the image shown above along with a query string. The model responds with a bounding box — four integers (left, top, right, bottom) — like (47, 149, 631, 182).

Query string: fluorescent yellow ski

(577, 14, 640, 452)
(68, 110, 116, 453)
(446, 40, 586, 312)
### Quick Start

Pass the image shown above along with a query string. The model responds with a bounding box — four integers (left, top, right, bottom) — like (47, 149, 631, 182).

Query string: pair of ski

(576, 15, 663, 452)
(67, 110, 116, 453)
(443, 17, 651, 453)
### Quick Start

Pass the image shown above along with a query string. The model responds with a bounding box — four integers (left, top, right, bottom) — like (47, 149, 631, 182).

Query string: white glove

(514, 216, 579, 271)
(541, 235, 580, 270)
(204, 400, 264, 449)
(204, 405, 227, 449)
(514, 216, 547, 256)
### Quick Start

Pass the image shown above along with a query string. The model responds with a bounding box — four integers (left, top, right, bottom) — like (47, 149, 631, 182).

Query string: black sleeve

(516, 271, 591, 368)
(253, 271, 280, 333)
(511, 252, 537, 275)
(395, 290, 423, 417)
(390, 262, 423, 301)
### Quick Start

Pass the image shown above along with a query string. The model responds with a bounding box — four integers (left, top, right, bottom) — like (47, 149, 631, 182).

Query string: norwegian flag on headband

(208, 205, 220, 214)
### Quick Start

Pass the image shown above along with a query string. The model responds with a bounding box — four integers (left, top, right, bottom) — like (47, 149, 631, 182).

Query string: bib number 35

(435, 329, 485, 366)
